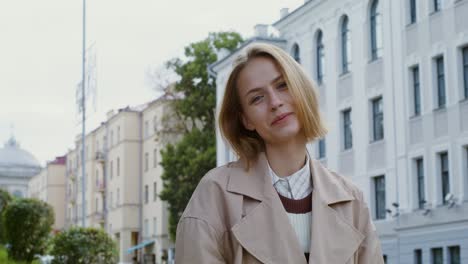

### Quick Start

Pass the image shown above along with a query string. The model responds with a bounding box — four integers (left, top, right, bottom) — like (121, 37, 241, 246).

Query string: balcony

(96, 181, 105, 192)
(95, 151, 105, 163)
(95, 212, 105, 223)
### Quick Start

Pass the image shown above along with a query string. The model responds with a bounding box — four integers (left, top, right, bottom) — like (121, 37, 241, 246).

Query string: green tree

(50, 227, 118, 264)
(3, 198, 54, 263)
(0, 189, 12, 244)
(159, 31, 243, 241)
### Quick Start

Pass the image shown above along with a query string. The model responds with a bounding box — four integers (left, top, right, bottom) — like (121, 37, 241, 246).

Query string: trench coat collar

(227, 152, 364, 264)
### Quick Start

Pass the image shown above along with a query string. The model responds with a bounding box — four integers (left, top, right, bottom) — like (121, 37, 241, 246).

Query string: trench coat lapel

(226, 153, 365, 264)
(308, 158, 365, 263)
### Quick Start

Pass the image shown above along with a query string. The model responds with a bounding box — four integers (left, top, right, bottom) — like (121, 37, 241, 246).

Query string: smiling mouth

(271, 113, 293, 125)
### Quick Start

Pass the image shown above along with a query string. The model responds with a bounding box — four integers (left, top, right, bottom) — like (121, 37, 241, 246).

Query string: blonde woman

(175, 43, 384, 264)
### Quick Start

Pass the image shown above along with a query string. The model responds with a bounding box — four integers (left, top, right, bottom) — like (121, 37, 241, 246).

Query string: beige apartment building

(28, 156, 67, 232)
(65, 90, 180, 264)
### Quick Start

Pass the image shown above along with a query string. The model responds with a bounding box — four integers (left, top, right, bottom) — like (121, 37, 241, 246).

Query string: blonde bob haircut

(218, 43, 327, 168)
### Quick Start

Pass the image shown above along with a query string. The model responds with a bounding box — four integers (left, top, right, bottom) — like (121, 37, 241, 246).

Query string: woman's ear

(241, 114, 255, 131)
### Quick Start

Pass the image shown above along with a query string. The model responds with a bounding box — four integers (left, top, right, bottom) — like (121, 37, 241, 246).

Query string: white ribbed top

(287, 212, 311, 253)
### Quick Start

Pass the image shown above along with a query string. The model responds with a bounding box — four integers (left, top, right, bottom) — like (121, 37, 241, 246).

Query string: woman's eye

(277, 82, 287, 89)
(250, 95, 263, 104)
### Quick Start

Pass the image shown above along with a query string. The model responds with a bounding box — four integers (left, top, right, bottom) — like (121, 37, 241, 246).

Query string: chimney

(280, 8, 289, 19)
(254, 24, 268, 38)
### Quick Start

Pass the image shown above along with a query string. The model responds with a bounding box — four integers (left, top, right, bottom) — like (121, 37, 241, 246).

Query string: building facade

(28, 156, 67, 232)
(64, 91, 180, 264)
(211, 0, 468, 263)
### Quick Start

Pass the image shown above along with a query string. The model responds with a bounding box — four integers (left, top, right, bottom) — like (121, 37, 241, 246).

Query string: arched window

(341, 16, 351, 73)
(292, 43, 301, 63)
(370, 0, 382, 60)
(316, 31, 325, 84)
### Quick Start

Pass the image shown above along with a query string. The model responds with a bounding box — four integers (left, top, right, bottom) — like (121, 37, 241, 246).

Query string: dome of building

(0, 136, 42, 178)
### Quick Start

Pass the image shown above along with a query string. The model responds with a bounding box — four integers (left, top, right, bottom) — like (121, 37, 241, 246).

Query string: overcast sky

(0, 0, 303, 165)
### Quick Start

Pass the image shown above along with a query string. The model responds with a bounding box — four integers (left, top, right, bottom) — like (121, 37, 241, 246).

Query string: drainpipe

(138, 111, 144, 262)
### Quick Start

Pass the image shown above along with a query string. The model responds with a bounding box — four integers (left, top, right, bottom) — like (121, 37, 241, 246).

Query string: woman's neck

(265, 137, 307, 178)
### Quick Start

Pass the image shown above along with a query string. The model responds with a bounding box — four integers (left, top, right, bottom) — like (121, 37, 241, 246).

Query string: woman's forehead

(237, 57, 281, 93)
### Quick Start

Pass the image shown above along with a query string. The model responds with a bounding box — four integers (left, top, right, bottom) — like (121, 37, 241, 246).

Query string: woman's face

(237, 56, 302, 145)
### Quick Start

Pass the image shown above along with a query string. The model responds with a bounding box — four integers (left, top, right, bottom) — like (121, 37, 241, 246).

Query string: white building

(211, 0, 468, 263)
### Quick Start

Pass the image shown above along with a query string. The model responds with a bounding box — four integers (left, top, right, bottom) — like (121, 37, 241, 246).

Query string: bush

(0, 189, 13, 244)
(50, 227, 118, 264)
(3, 198, 54, 262)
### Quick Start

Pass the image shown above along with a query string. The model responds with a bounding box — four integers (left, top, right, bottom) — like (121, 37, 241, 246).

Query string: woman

(175, 43, 384, 264)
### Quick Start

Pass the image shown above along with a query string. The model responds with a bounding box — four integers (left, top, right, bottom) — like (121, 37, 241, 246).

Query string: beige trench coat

(175, 153, 384, 263)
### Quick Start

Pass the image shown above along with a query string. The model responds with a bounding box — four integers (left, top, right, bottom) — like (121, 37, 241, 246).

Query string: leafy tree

(0, 189, 12, 244)
(50, 227, 118, 264)
(3, 198, 54, 263)
(159, 31, 243, 241)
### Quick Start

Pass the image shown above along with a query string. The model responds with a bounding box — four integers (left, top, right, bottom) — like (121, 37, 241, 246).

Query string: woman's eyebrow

(244, 75, 284, 97)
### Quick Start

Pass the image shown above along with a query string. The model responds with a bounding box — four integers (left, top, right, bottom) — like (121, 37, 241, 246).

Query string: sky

(0, 0, 304, 166)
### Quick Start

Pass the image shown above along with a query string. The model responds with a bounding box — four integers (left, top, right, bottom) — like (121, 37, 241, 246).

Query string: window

(153, 115, 158, 132)
(412, 66, 421, 116)
(153, 148, 158, 168)
(383, 255, 387, 264)
(145, 152, 149, 172)
(144, 219, 149, 237)
(145, 185, 149, 204)
(144, 121, 149, 138)
(409, 0, 417, 24)
(153, 182, 157, 201)
(431, 247, 443, 264)
(372, 97, 384, 141)
(316, 31, 325, 83)
(292, 43, 301, 63)
(117, 126, 120, 142)
(374, 175, 386, 220)
(153, 217, 157, 236)
(433, 0, 441, 12)
(414, 249, 422, 264)
(463, 47, 468, 99)
(117, 157, 120, 177)
(95, 198, 98, 211)
(110, 160, 113, 179)
(117, 188, 120, 206)
(341, 16, 351, 73)
(440, 152, 450, 204)
(416, 158, 425, 209)
(449, 246, 460, 264)
(318, 139, 326, 159)
(435, 56, 446, 108)
(343, 109, 352, 150)
(370, 0, 382, 60)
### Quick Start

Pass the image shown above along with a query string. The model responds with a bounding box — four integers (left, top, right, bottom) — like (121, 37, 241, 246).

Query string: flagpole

(81, 0, 87, 228)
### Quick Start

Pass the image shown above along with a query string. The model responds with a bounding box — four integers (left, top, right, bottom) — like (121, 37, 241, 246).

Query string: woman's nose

(269, 90, 283, 110)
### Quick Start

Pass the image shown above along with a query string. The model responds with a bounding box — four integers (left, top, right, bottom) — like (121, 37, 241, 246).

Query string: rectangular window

(416, 158, 425, 209)
(117, 188, 120, 206)
(144, 219, 149, 237)
(434, 0, 441, 12)
(145, 185, 149, 204)
(412, 66, 421, 115)
(117, 158, 120, 177)
(117, 126, 120, 142)
(440, 152, 450, 204)
(145, 152, 149, 172)
(153, 217, 157, 236)
(110, 192, 113, 209)
(383, 255, 387, 264)
(153, 182, 157, 201)
(153, 148, 158, 168)
(110, 130, 114, 146)
(318, 139, 326, 159)
(110, 160, 113, 179)
(463, 47, 468, 99)
(449, 246, 460, 264)
(144, 121, 149, 138)
(374, 175, 386, 220)
(431, 247, 443, 264)
(372, 97, 384, 141)
(409, 0, 417, 23)
(414, 249, 422, 264)
(435, 56, 446, 108)
(343, 109, 353, 150)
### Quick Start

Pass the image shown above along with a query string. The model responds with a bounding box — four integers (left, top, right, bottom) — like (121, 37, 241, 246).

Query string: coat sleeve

(175, 217, 226, 264)
(356, 192, 385, 264)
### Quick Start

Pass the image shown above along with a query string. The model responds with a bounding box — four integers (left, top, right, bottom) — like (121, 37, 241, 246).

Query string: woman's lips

(271, 112, 293, 125)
